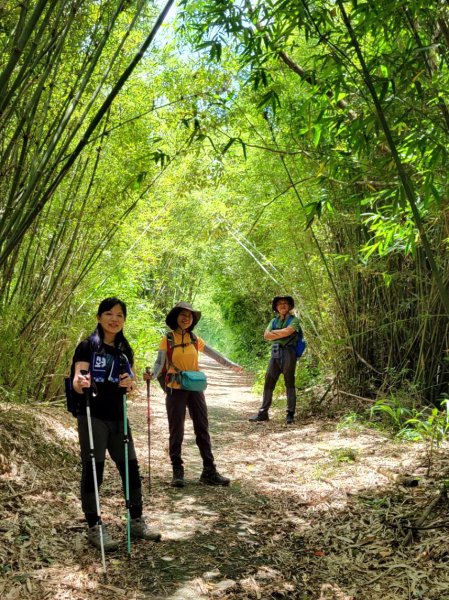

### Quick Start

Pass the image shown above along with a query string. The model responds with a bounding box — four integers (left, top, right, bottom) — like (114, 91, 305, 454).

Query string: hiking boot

(249, 411, 269, 422)
(286, 412, 294, 424)
(130, 517, 161, 541)
(200, 468, 230, 486)
(87, 523, 119, 551)
(171, 466, 185, 487)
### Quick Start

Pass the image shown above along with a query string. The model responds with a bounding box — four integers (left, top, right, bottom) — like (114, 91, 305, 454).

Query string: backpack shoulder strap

(165, 331, 197, 376)
(73, 336, 95, 378)
(274, 315, 293, 329)
(166, 331, 198, 365)
(166, 332, 175, 365)
(190, 331, 199, 351)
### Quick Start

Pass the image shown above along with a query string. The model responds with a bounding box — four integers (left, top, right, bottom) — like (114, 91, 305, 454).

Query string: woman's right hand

(143, 369, 154, 381)
(73, 370, 91, 394)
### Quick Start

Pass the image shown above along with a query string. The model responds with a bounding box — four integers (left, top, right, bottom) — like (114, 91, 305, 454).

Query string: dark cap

(165, 302, 202, 331)
(272, 295, 295, 312)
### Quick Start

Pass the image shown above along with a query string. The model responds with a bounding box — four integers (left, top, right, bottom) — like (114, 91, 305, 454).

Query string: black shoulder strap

(71, 337, 94, 378)
(190, 331, 199, 350)
(166, 332, 175, 363)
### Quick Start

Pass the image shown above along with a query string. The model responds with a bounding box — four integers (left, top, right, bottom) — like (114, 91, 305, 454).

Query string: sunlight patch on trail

(158, 495, 219, 540)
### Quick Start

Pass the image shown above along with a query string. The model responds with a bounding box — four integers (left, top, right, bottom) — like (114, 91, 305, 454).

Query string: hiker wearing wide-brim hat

(249, 295, 303, 425)
(271, 295, 294, 312)
(165, 301, 201, 331)
(144, 301, 242, 488)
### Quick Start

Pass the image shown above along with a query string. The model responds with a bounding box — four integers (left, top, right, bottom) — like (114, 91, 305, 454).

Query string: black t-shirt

(72, 338, 131, 421)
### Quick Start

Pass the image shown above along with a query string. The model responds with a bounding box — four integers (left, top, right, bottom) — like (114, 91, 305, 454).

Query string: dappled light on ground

(2, 355, 449, 599)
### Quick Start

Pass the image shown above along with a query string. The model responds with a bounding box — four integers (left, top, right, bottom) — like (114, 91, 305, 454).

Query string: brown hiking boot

(171, 466, 185, 487)
(200, 468, 230, 486)
(130, 517, 161, 541)
(87, 523, 119, 551)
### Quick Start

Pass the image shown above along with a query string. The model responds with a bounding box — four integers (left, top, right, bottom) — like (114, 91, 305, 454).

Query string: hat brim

(165, 303, 201, 331)
(272, 296, 295, 311)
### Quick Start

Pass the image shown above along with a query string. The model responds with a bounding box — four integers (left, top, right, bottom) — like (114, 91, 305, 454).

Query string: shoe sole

(199, 479, 230, 486)
(131, 533, 162, 542)
(88, 540, 119, 552)
(171, 481, 185, 487)
(104, 544, 119, 551)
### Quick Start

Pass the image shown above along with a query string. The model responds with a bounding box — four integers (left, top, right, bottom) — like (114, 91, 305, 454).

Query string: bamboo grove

(0, 0, 448, 409)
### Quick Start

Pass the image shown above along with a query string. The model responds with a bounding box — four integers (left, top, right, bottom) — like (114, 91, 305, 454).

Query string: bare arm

(264, 326, 297, 341)
(203, 345, 242, 372)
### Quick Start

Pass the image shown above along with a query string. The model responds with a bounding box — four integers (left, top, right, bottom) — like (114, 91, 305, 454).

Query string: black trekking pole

(80, 369, 107, 574)
(146, 367, 151, 493)
(119, 356, 131, 558)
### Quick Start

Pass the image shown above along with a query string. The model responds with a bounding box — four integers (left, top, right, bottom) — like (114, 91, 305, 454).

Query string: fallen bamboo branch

(402, 486, 448, 545)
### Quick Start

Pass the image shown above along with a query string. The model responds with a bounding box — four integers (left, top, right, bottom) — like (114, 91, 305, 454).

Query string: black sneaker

(249, 412, 269, 422)
(286, 412, 294, 424)
(200, 469, 230, 486)
(171, 466, 185, 487)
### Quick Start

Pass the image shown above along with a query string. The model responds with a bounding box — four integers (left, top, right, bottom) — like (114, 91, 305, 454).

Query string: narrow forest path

(2, 357, 449, 600)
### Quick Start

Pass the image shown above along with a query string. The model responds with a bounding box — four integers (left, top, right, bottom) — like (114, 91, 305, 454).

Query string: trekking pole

(146, 367, 151, 493)
(119, 355, 132, 558)
(80, 369, 107, 575)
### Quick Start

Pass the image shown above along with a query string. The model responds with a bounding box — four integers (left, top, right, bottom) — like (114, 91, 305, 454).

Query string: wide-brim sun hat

(272, 295, 295, 312)
(165, 301, 202, 331)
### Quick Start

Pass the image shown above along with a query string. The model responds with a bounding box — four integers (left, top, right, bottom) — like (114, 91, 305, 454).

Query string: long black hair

(90, 297, 134, 365)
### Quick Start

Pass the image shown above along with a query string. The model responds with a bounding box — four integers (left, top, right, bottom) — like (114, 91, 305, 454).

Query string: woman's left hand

(119, 373, 135, 391)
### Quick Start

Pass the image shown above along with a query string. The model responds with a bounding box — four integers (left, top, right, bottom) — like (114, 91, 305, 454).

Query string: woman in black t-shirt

(72, 297, 161, 551)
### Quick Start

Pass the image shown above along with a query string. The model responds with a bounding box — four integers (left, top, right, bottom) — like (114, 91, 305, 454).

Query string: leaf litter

(1, 354, 449, 599)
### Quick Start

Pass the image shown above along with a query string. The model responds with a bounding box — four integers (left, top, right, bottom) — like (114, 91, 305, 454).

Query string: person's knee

(194, 425, 211, 440)
(284, 375, 296, 387)
(117, 459, 141, 490)
(129, 459, 141, 489)
(284, 366, 296, 386)
(265, 372, 279, 387)
(82, 461, 105, 492)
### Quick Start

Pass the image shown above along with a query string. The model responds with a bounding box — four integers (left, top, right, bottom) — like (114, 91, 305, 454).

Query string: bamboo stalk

(0, 0, 175, 269)
(337, 0, 449, 318)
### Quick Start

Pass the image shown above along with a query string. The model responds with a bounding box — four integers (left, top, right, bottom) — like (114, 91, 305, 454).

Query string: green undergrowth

(335, 393, 449, 477)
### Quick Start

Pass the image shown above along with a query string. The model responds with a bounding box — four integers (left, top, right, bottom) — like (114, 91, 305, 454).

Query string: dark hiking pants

(77, 416, 142, 525)
(165, 388, 215, 469)
(260, 345, 297, 414)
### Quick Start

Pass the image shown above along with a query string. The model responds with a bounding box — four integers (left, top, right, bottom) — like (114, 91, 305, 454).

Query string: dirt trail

(2, 357, 449, 599)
